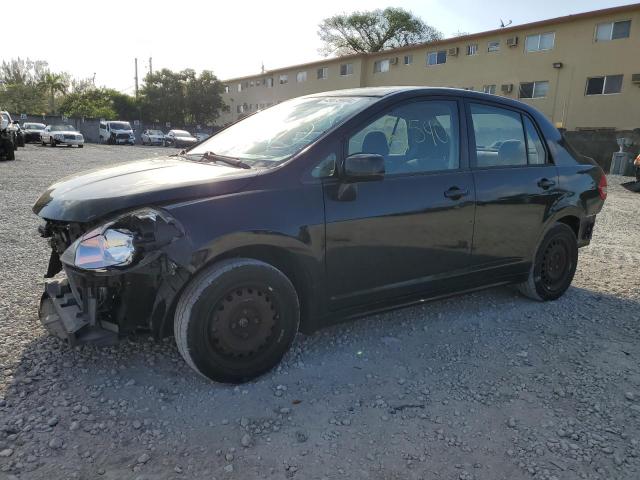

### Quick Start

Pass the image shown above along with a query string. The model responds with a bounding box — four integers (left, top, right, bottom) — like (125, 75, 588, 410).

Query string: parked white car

(41, 125, 84, 147)
(141, 129, 165, 145)
(99, 120, 135, 145)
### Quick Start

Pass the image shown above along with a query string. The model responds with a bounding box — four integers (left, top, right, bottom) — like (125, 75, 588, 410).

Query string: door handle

(537, 178, 556, 190)
(444, 186, 469, 200)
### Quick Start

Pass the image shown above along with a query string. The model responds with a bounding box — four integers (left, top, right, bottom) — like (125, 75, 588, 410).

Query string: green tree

(0, 58, 49, 114)
(58, 88, 138, 119)
(318, 7, 442, 56)
(184, 70, 227, 125)
(39, 72, 68, 114)
(140, 68, 225, 126)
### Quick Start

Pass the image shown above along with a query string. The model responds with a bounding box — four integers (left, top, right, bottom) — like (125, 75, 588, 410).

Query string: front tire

(174, 258, 300, 383)
(517, 223, 578, 301)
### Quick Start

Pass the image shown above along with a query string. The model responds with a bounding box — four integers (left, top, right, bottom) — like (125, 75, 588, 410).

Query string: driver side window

(347, 100, 460, 175)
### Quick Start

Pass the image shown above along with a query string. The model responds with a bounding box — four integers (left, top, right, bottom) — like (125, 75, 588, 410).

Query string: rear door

(466, 101, 560, 271)
(323, 97, 476, 310)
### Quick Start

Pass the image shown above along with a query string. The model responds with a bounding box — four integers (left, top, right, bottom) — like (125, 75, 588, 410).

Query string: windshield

(189, 96, 376, 164)
(173, 130, 191, 136)
(109, 122, 132, 130)
(25, 123, 45, 130)
(50, 125, 76, 132)
(149, 130, 163, 135)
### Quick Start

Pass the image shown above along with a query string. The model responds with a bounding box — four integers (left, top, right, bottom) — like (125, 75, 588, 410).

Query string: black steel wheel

(517, 223, 578, 301)
(174, 258, 300, 383)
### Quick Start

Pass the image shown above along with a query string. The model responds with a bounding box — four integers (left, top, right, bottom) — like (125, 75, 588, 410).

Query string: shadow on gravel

(2, 284, 640, 479)
(4, 284, 639, 400)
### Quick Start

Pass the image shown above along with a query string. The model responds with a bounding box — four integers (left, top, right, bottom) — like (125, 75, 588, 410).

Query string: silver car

(141, 129, 165, 145)
(41, 125, 85, 148)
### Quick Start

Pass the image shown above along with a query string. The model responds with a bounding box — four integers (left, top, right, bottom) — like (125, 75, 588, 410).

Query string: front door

(323, 98, 476, 310)
(466, 101, 560, 271)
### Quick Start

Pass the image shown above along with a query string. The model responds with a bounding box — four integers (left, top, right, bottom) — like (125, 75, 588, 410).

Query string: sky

(3, 0, 636, 93)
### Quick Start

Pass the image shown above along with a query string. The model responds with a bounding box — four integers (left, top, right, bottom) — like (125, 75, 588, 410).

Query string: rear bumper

(577, 215, 597, 248)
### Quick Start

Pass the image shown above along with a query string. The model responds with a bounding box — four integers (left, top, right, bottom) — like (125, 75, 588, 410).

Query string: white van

(99, 120, 135, 145)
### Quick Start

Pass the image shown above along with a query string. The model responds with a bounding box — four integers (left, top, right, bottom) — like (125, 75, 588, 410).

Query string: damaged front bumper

(37, 208, 193, 346)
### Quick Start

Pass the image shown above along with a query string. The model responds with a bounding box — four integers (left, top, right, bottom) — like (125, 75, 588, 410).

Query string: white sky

(3, 0, 635, 93)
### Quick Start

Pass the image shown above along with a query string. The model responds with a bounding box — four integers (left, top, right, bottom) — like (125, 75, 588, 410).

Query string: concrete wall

(13, 114, 217, 144)
(219, 5, 640, 131)
(564, 129, 640, 171)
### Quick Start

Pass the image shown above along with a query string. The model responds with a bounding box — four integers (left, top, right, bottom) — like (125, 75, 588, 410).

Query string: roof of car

(310, 86, 542, 112)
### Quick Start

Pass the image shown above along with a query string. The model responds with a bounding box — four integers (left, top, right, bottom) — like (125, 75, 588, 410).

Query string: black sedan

(22, 122, 46, 143)
(33, 87, 606, 383)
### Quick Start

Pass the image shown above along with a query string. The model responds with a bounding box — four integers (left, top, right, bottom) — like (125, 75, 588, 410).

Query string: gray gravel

(1, 144, 639, 480)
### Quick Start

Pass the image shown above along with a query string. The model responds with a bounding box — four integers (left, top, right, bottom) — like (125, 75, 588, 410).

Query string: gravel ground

(1, 144, 639, 480)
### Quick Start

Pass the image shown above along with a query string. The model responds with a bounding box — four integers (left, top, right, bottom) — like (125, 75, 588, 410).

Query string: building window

(426, 50, 447, 66)
(224, 85, 230, 93)
(585, 75, 623, 95)
(466, 44, 478, 55)
(525, 32, 555, 52)
(266, 77, 274, 88)
(237, 83, 242, 92)
(249, 81, 254, 87)
(404, 54, 413, 65)
(487, 41, 500, 52)
(519, 81, 549, 99)
(340, 63, 353, 76)
(317, 67, 328, 79)
(279, 74, 288, 85)
(244, 81, 249, 89)
(595, 20, 631, 41)
(296, 71, 307, 82)
(373, 59, 390, 73)
(482, 84, 497, 95)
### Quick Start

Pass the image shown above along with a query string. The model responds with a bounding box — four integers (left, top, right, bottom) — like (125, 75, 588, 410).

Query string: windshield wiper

(199, 151, 252, 169)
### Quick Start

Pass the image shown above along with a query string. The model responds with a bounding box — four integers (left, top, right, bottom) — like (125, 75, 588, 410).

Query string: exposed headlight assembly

(60, 208, 184, 271)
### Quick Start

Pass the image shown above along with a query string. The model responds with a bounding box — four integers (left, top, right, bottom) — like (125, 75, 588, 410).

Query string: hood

(112, 129, 134, 134)
(33, 157, 257, 222)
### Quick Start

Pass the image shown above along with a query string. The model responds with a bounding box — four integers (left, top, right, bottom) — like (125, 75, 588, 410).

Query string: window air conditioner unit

(448, 47, 459, 56)
(506, 36, 518, 47)
(632, 73, 640, 83)
(501, 83, 513, 93)
(389, 57, 399, 65)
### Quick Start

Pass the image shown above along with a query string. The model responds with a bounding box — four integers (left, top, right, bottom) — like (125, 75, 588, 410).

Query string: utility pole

(149, 57, 153, 76)
(134, 58, 139, 99)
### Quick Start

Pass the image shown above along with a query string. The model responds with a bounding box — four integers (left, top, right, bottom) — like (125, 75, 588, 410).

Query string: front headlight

(72, 228, 135, 269)
(60, 208, 183, 272)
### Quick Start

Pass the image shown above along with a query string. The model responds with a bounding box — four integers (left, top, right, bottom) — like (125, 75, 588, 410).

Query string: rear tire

(517, 223, 578, 301)
(174, 258, 300, 383)
(6, 146, 15, 160)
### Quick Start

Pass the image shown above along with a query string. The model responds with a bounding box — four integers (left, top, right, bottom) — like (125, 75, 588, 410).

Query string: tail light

(598, 175, 607, 200)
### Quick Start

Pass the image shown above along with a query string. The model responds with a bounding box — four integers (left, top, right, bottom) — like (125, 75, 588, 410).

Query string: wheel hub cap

(208, 287, 276, 358)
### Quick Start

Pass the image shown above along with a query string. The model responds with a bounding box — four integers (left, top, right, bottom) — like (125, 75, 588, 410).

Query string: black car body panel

(33, 157, 258, 222)
(33, 87, 606, 345)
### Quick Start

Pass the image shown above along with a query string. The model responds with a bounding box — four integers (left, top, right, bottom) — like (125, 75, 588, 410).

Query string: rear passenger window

(470, 104, 526, 167)
(524, 117, 546, 164)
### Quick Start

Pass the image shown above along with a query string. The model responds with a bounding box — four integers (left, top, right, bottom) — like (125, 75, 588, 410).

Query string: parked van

(99, 121, 135, 145)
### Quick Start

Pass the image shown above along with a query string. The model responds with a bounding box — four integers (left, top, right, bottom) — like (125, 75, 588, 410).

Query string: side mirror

(344, 154, 385, 181)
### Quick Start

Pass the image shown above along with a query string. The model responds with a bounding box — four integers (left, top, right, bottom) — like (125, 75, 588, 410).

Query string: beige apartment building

(219, 4, 640, 131)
